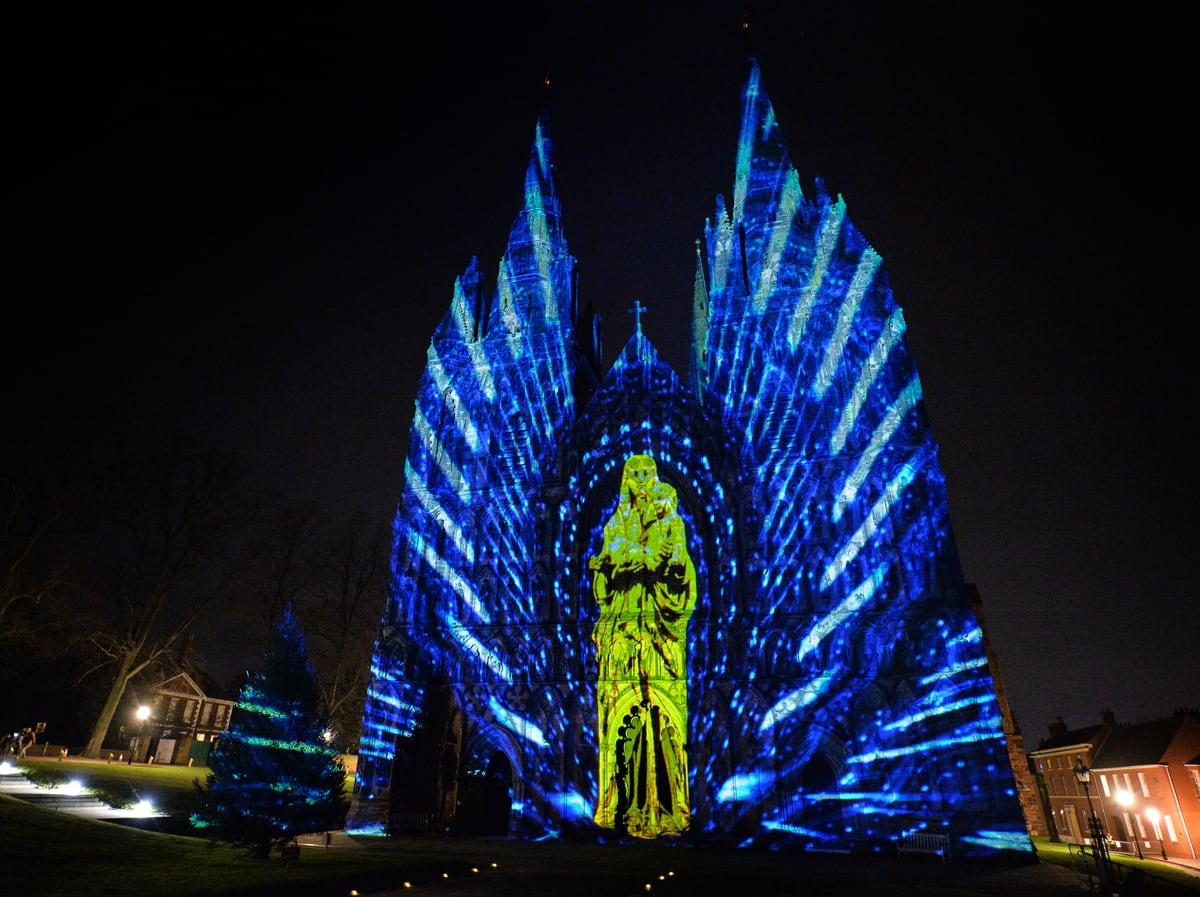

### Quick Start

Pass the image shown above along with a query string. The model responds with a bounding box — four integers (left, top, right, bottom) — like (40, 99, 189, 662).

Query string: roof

(150, 672, 204, 698)
(1094, 717, 1183, 767)
(1032, 724, 1102, 753)
(1031, 712, 1200, 769)
(149, 671, 232, 703)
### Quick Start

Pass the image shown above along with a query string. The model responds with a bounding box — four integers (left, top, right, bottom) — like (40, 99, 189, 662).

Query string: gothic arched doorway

(801, 754, 845, 845)
(456, 749, 513, 836)
(481, 751, 513, 835)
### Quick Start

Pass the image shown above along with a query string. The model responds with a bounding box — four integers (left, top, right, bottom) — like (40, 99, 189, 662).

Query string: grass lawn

(18, 756, 217, 817)
(5, 759, 1198, 896)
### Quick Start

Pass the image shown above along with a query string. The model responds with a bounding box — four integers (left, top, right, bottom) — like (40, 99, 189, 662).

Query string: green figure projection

(589, 454, 697, 838)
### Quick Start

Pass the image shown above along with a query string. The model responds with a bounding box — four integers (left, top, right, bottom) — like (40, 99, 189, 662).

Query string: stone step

(0, 767, 167, 820)
(16, 792, 112, 812)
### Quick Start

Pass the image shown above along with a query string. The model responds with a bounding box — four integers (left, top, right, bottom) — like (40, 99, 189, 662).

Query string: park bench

(896, 831, 951, 863)
(389, 807, 431, 836)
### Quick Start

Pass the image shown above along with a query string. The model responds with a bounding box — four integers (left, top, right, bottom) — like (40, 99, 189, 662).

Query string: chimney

(1100, 709, 1117, 727)
(1047, 717, 1067, 738)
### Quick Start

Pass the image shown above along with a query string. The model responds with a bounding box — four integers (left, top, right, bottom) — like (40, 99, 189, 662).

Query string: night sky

(7, 5, 1195, 745)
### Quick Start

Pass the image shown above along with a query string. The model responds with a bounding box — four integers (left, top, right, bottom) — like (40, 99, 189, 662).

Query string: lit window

(1100, 774, 1111, 797)
(1138, 771, 1149, 797)
(1164, 815, 1179, 843)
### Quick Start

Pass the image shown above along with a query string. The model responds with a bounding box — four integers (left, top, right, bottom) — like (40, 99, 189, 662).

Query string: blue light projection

(347, 58, 1032, 859)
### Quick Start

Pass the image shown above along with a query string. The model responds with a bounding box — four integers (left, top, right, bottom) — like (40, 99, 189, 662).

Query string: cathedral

(347, 53, 1033, 860)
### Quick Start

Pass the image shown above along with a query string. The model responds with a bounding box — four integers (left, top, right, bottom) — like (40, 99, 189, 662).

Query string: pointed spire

(733, 59, 795, 228)
(487, 91, 570, 337)
(532, 67, 556, 197)
(527, 111, 557, 212)
(689, 240, 710, 397)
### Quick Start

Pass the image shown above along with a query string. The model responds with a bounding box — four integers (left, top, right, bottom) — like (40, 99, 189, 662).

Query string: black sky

(7, 5, 1196, 743)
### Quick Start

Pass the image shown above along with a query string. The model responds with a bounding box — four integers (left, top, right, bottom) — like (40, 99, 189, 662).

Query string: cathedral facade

(347, 56, 1033, 860)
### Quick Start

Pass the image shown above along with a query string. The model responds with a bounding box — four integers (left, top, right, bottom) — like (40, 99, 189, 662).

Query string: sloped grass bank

(1, 794, 460, 897)
(19, 757, 212, 817)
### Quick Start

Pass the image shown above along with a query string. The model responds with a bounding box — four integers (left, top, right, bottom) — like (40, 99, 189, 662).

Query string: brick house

(1029, 709, 1200, 861)
(143, 672, 235, 766)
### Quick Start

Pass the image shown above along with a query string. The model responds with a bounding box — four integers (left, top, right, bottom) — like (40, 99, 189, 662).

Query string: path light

(1115, 791, 1143, 859)
(128, 705, 150, 765)
(1074, 758, 1115, 896)
(1144, 807, 1168, 860)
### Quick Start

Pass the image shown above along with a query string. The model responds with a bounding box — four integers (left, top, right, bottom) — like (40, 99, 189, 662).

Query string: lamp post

(1074, 758, 1114, 895)
(127, 705, 150, 765)
(1115, 790, 1144, 859)
(1144, 807, 1168, 861)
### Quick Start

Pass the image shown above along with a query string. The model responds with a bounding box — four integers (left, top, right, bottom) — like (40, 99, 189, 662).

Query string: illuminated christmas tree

(192, 605, 348, 857)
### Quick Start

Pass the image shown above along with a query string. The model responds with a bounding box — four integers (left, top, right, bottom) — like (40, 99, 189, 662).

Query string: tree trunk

(81, 650, 137, 758)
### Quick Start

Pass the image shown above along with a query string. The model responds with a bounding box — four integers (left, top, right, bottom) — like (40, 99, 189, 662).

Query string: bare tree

(242, 496, 327, 634)
(223, 501, 387, 752)
(198, 494, 329, 689)
(304, 511, 389, 751)
(75, 434, 257, 758)
(0, 436, 86, 654)
(1, 477, 65, 649)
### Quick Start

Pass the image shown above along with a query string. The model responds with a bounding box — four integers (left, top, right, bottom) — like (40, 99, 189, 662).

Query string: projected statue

(588, 454, 697, 838)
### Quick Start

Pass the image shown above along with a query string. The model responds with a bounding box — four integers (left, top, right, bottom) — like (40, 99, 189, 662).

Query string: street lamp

(1074, 758, 1114, 895)
(1115, 790, 1144, 859)
(127, 705, 150, 765)
(1144, 807, 1168, 861)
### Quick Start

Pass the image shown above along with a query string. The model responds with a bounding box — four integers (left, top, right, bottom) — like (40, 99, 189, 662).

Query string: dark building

(968, 585, 1052, 840)
(348, 54, 1031, 860)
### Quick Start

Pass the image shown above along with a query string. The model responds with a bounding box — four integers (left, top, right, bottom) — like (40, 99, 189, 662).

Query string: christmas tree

(192, 604, 348, 858)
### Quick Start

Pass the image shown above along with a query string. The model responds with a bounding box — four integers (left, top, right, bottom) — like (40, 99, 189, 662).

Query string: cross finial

(630, 300, 646, 337)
